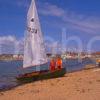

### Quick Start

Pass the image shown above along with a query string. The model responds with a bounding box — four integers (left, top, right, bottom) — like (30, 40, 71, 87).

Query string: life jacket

(56, 59, 62, 69)
(50, 60, 56, 71)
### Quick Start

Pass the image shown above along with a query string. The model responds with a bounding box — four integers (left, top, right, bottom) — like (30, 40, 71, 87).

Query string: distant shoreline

(0, 54, 23, 61)
(0, 59, 23, 61)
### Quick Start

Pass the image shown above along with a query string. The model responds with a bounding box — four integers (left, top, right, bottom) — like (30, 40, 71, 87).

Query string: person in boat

(56, 56, 62, 70)
(50, 57, 56, 71)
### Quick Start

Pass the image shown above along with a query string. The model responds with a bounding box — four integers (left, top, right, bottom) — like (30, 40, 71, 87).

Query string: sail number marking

(27, 27, 37, 34)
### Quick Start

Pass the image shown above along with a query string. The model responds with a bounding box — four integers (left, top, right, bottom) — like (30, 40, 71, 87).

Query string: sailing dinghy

(16, 0, 66, 83)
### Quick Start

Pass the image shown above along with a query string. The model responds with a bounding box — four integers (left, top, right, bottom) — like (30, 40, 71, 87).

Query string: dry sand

(0, 68, 100, 100)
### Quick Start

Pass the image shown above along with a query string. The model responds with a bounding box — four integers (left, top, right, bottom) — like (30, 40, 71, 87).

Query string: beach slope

(0, 68, 100, 100)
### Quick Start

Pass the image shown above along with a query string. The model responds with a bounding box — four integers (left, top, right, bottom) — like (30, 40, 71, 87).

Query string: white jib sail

(23, 0, 47, 68)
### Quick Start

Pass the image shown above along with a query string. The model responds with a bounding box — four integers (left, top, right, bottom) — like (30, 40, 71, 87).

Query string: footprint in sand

(96, 80, 100, 82)
(30, 90, 40, 94)
(62, 84, 64, 86)
(80, 89, 85, 93)
(88, 81, 92, 84)
(76, 89, 80, 92)
(19, 92, 25, 95)
(57, 79, 60, 82)
(88, 89, 91, 92)
(50, 83, 55, 86)
(78, 78, 82, 82)
(0, 92, 4, 95)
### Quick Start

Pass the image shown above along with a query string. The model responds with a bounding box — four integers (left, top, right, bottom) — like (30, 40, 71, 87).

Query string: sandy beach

(0, 68, 100, 100)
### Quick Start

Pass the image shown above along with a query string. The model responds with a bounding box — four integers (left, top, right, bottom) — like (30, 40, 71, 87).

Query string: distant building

(13, 54, 19, 59)
(13, 54, 23, 60)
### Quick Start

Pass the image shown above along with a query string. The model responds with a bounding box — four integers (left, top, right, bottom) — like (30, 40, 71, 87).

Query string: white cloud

(39, 2, 100, 35)
(0, 35, 24, 54)
(0, 36, 16, 43)
(39, 2, 65, 17)
(0, 35, 59, 54)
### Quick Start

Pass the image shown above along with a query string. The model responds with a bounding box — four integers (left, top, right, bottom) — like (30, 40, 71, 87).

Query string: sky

(0, 0, 100, 54)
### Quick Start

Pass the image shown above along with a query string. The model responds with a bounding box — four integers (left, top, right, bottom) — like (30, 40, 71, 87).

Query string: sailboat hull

(16, 68, 66, 83)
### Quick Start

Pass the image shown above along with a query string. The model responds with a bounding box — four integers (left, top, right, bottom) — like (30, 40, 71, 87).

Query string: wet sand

(0, 68, 100, 100)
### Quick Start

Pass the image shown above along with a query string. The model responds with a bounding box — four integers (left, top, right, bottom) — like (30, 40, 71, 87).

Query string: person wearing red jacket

(50, 58, 56, 72)
(56, 57, 62, 70)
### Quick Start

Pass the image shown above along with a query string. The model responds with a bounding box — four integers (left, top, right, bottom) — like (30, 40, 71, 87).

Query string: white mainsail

(23, 0, 47, 68)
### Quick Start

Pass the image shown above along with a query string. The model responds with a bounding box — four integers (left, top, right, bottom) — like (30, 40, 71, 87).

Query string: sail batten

(23, 0, 47, 68)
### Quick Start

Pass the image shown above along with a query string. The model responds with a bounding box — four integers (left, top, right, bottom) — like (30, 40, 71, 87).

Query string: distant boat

(16, 0, 66, 83)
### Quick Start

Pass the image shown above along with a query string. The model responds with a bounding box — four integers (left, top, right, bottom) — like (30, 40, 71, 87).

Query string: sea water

(0, 58, 95, 91)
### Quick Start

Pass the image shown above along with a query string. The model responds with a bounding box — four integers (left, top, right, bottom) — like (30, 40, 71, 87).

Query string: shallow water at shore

(0, 58, 95, 91)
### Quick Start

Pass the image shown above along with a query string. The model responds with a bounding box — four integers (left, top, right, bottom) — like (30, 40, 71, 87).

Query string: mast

(23, 0, 47, 68)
